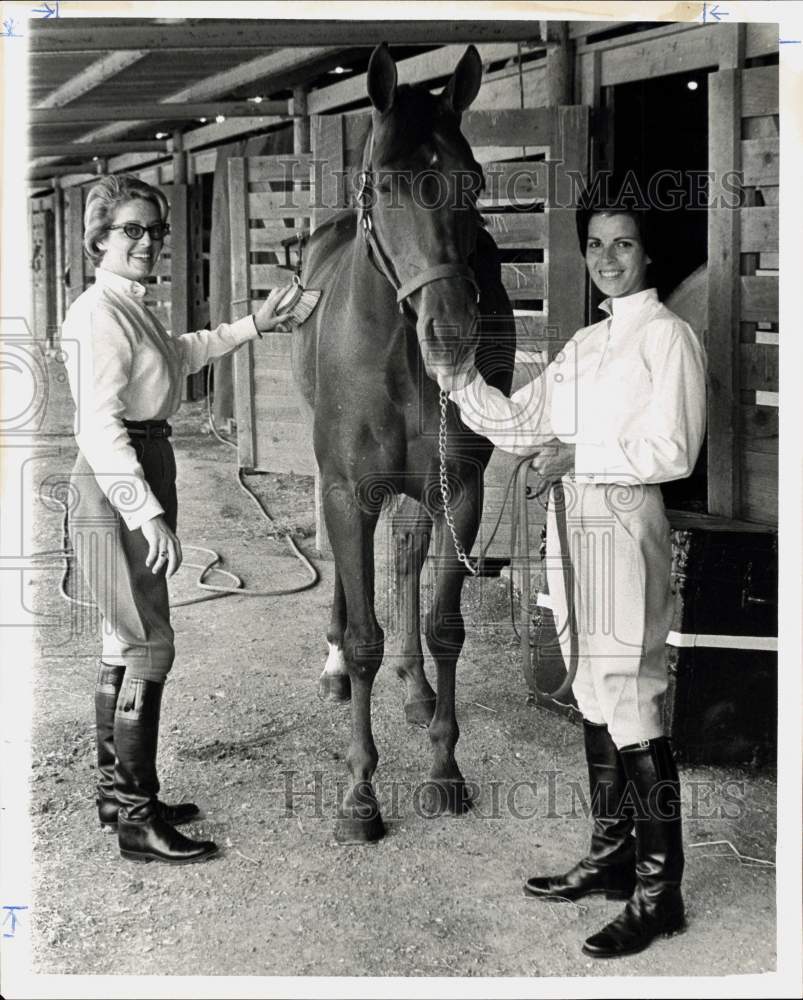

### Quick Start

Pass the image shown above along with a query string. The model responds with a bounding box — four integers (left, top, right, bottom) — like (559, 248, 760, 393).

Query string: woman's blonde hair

(83, 174, 169, 266)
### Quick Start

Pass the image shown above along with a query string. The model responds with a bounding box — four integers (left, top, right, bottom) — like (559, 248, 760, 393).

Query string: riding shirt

(450, 287, 706, 484)
(63, 266, 260, 529)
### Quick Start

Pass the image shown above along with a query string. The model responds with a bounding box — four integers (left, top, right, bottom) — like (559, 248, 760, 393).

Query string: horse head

(361, 43, 485, 387)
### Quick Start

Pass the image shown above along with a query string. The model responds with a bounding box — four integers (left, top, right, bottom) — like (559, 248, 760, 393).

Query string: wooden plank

(500, 263, 546, 298)
(248, 190, 312, 219)
(482, 212, 546, 247)
(742, 138, 779, 186)
(740, 343, 779, 392)
(740, 207, 778, 253)
(741, 276, 778, 322)
(706, 69, 741, 519)
(600, 24, 730, 87)
(228, 157, 257, 471)
(311, 114, 346, 229)
(248, 225, 299, 250)
(245, 155, 313, 182)
(169, 184, 188, 338)
(746, 22, 778, 58)
(743, 116, 779, 140)
(249, 264, 297, 289)
(65, 187, 85, 306)
(32, 22, 548, 53)
(462, 108, 556, 149)
(483, 162, 549, 203)
(35, 50, 148, 108)
(742, 66, 778, 117)
(31, 101, 289, 125)
(739, 403, 778, 454)
(548, 106, 589, 350)
(740, 450, 778, 526)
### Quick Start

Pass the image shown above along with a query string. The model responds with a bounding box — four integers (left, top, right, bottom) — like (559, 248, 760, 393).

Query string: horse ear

(367, 42, 398, 114)
(442, 45, 483, 114)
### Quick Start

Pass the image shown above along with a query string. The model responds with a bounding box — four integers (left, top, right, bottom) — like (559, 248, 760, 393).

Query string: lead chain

(438, 389, 478, 577)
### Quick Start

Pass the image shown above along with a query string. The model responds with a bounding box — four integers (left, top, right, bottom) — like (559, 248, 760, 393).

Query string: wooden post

(52, 178, 65, 336)
(293, 86, 310, 154)
(65, 187, 85, 308)
(172, 130, 187, 185)
(545, 21, 571, 107)
(228, 157, 258, 471)
(707, 69, 742, 519)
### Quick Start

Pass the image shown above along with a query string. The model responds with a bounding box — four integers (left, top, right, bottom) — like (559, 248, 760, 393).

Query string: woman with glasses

(63, 174, 291, 865)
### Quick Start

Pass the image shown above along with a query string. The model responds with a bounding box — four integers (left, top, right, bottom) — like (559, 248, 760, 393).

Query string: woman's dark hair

(575, 182, 659, 289)
(83, 173, 169, 266)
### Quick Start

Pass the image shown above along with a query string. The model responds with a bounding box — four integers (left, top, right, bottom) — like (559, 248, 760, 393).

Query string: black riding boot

(94, 662, 125, 826)
(582, 737, 685, 958)
(524, 720, 636, 901)
(95, 664, 200, 830)
(114, 677, 217, 864)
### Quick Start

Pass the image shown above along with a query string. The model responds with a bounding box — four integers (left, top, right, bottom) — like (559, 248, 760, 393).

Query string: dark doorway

(610, 68, 714, 513)
(611, 67, 712, 299)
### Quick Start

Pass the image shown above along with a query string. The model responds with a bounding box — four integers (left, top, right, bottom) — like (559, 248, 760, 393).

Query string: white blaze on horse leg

(323, 641, 348, 676)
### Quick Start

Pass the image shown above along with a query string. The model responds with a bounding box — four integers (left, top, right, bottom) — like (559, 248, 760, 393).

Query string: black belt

(123, 420, 172, 439)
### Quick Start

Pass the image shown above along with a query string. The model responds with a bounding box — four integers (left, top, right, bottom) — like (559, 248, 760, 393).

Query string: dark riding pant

(68, 434, 177, 682)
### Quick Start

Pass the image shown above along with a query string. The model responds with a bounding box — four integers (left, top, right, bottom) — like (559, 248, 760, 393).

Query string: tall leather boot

(94, 662, 126, 828)
(94, 663, 200, 830)
(114, 677, 218, 864)
(582, 737, 686, 958)
(524, 720, 636, 901)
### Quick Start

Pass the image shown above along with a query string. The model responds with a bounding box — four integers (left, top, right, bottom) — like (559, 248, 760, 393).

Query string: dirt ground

(24, 356, 779, 985)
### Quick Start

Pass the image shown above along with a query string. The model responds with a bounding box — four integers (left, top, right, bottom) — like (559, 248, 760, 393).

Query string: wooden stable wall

(708, 65, 778, 525)
(228, 154, 314, 474)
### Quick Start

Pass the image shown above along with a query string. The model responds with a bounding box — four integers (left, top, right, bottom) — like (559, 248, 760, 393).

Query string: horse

(293, 43, 515, 843)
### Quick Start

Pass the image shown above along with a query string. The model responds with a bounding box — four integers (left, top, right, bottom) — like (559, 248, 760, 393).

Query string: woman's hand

(254, 287, 294, 334)
(141, 514, 183, 578)
(530, 440, 575, 480)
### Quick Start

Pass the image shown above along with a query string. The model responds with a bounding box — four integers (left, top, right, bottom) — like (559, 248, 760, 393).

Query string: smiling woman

(62, 173, 293, 868)
(448, 196, 707, 959)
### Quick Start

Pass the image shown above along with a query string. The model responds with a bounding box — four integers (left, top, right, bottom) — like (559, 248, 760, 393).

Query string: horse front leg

(318, 569, 351, 703)
(323, 479, 386, 844)
(421, 481, 482, 816)
(391, 497, 436, 727)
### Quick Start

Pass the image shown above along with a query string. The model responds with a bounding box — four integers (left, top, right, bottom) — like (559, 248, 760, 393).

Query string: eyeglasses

(108, 222, 170, 241)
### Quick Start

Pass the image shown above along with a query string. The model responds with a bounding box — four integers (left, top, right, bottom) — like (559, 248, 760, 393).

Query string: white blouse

(63, 266, 259, 530)
(450, 288, 707, 485)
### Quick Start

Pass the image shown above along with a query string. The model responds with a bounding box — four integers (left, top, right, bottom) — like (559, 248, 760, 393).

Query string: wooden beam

(35, 50, 147, 108)
(545, 21, 571, 106)
(60, 48, 344, 150)
(30, 21, 547, 53)
(52, 180, 65, 326)
(31, 141, 169, 156)
(28, 162, 99, 179)
(31, 101, 290, 125)
(707, 69, 742, 519)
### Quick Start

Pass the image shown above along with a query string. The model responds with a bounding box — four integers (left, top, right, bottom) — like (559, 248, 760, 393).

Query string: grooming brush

(275, 275, 322, 326)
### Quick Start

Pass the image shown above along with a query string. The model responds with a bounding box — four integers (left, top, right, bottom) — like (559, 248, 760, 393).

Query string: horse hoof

(404, 697, 435, 728)
(334, 812, 386, 844)
(418, 779, 474, 817)
(317, 673, 351, 703)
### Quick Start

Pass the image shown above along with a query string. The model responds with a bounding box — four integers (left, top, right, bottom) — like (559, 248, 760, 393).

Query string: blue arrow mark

(780, 39, 801, 44)
(32, 1, 59, 17)
(709, 4, 730, 20)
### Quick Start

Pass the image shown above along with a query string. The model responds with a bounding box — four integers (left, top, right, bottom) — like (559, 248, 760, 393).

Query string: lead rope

(438, 389, 479, 577)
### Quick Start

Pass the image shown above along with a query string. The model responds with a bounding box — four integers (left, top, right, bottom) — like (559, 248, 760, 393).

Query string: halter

(355, 132, 480, 312)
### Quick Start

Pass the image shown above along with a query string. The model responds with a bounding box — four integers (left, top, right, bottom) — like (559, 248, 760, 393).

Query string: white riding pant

(546, 480, 673, 750)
